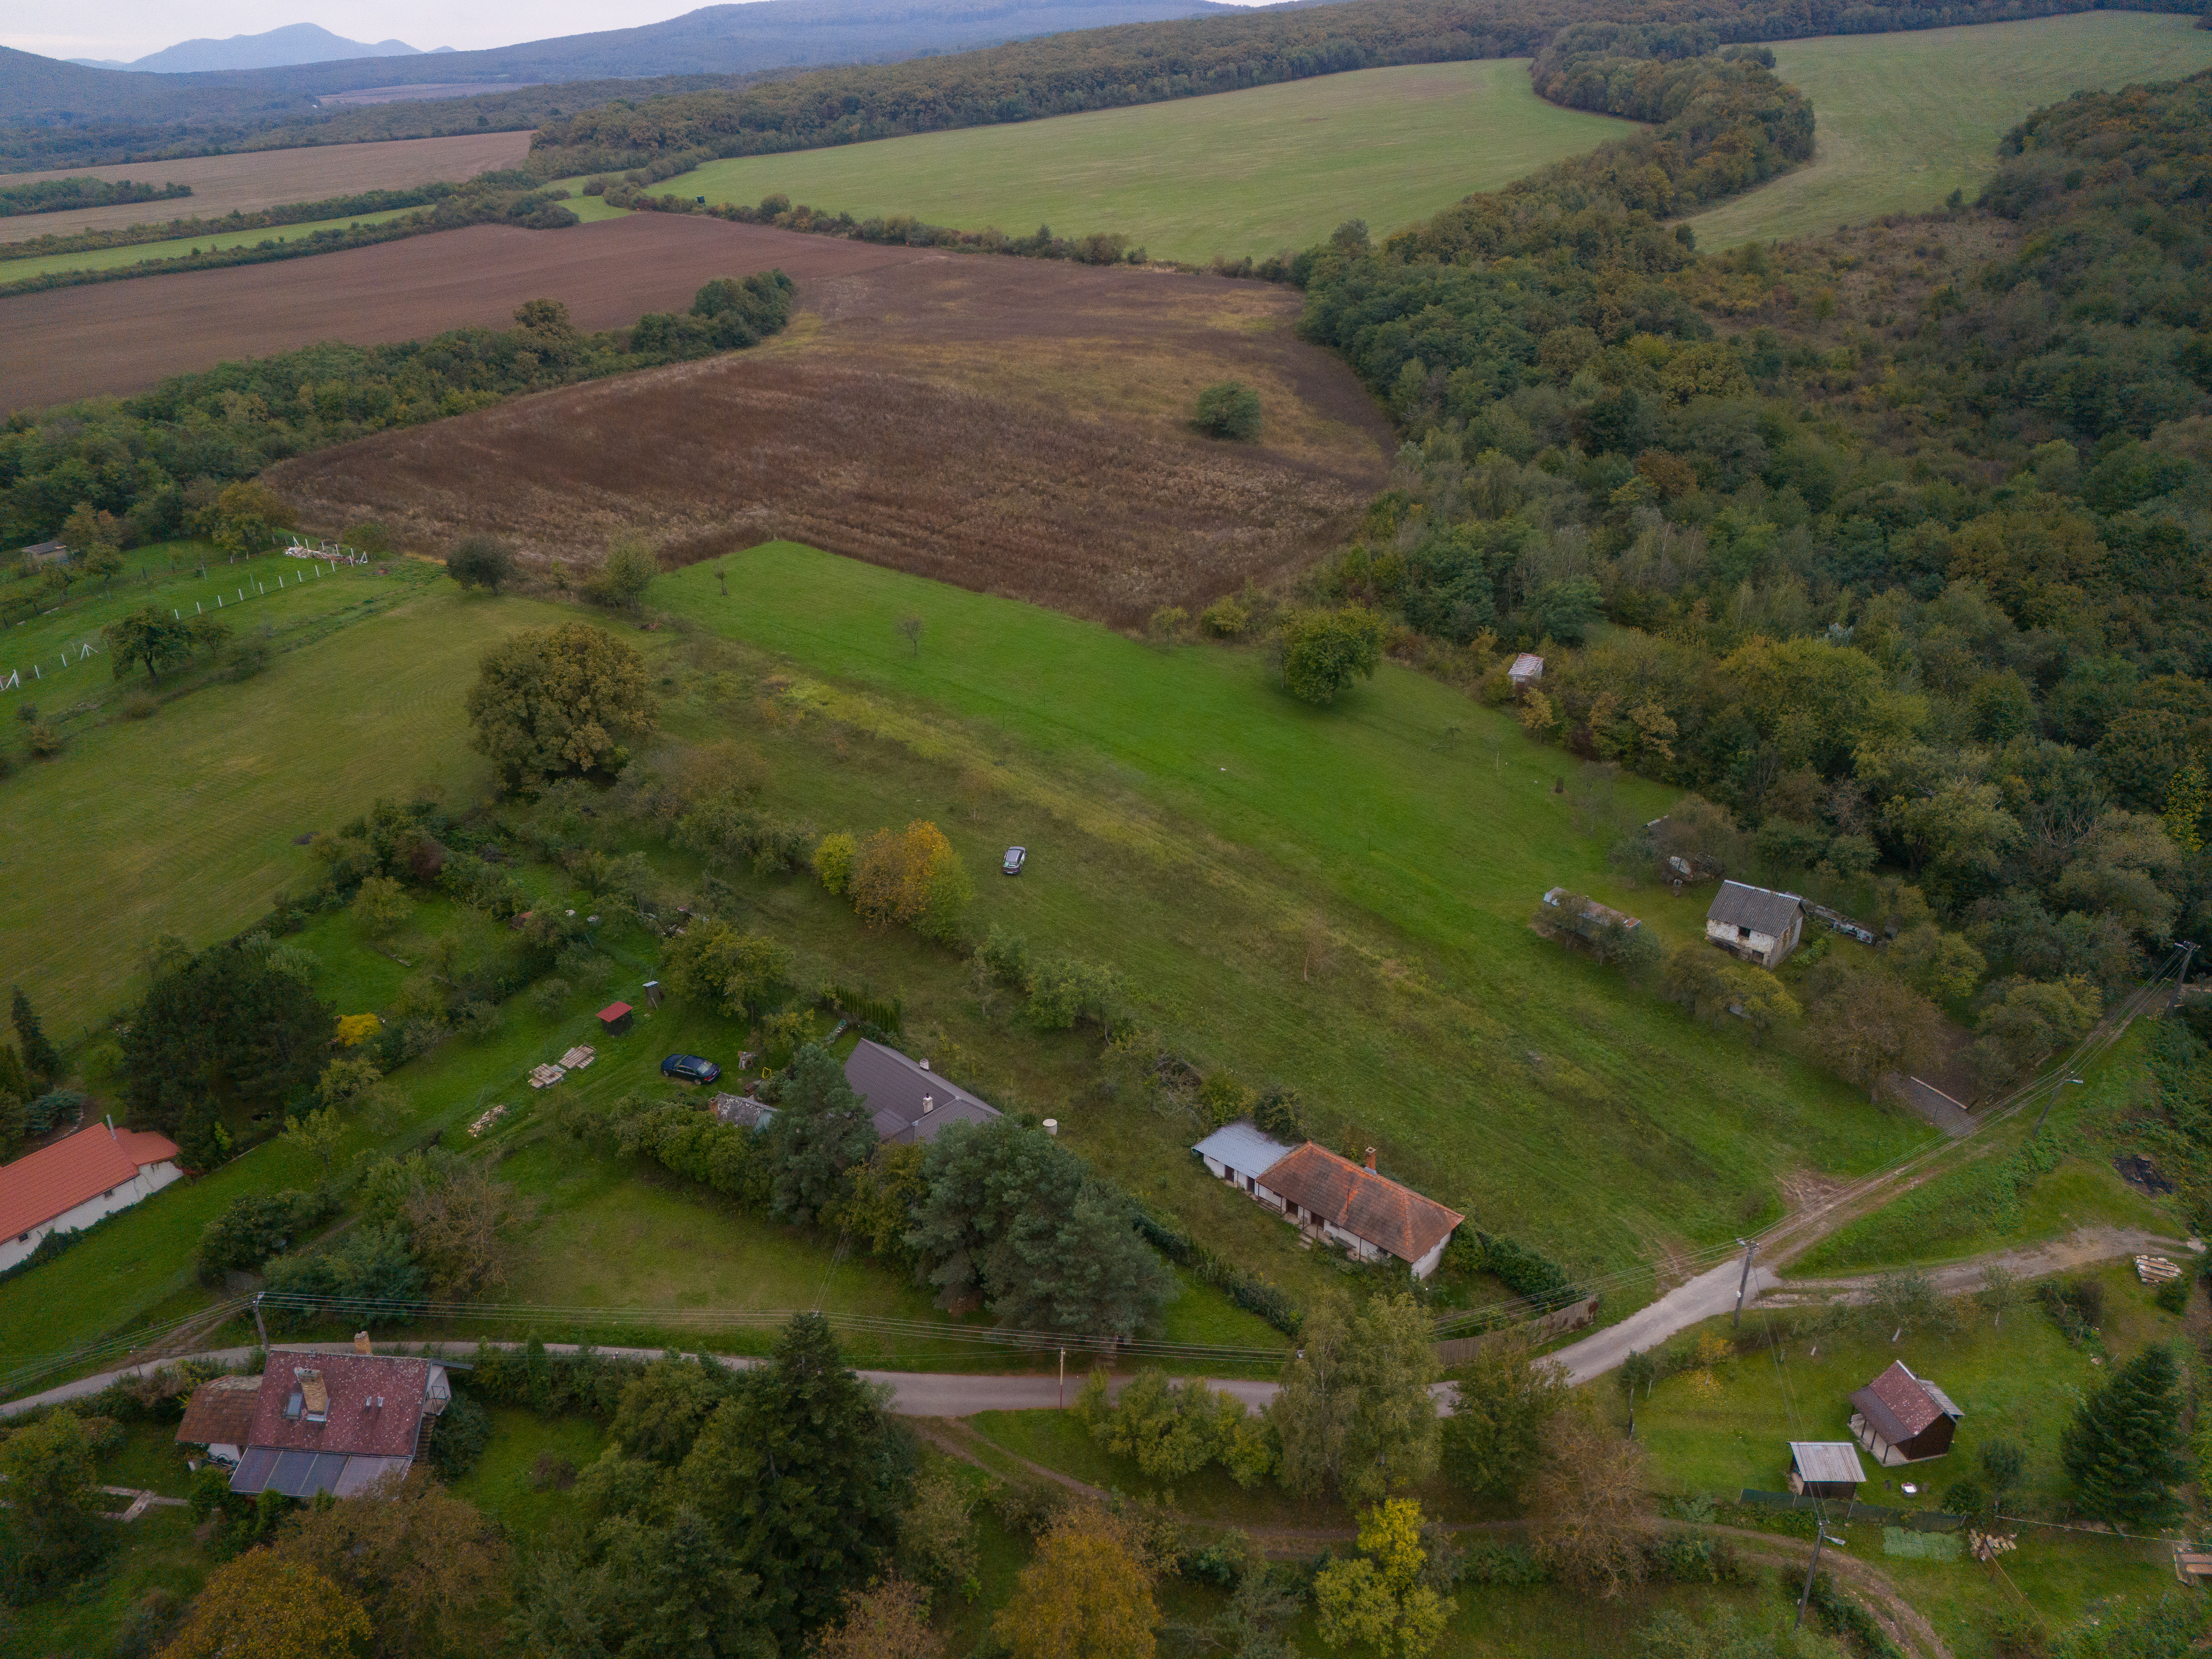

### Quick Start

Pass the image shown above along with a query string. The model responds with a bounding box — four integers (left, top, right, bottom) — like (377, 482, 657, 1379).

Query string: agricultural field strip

(1687, 12, 2212, 247)
(612, 60, 1639, 267)
(0, 132, 534, 244)
(0, 207, 425, 283)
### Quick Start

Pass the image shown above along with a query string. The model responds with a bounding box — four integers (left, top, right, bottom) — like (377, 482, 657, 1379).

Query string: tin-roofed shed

(1788, 1441, 1867, 1501)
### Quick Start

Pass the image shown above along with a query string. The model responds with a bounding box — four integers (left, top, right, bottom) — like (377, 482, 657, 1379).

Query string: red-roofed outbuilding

(0, 1120, 182, 1271)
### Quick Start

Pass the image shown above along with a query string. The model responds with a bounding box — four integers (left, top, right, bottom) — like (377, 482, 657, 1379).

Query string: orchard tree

(207, 481, 298, 555)
(352, 874, 413, 936)
(465, 622, 657, 786)
(1272, 1293, 1441, 1504)
(445, 535, 517, 593)
(992, 1506, 1158, 1659)
(1279, 607, 1384, 706)
(102, 606, 192, 682)
(591, 534, 659, 612)
(663, 920, 795, 1021)
(1192, 380, 1262, 440)
(1806, 969, 1944, 1100)
(851, 820, 973, 942)
(161, 1554, 372, 1659)
(2062, 1343, 2187, 1528)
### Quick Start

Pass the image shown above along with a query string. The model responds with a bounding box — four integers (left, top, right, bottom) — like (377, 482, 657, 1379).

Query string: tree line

(0, 175, 191, 217)
(0, 278, 793, 551)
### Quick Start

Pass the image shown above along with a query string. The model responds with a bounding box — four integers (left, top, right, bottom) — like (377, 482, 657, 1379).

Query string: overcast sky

(10, 0, 1266, 63)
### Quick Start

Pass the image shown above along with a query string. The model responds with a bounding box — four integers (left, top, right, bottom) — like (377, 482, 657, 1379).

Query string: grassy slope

(1687, 12, 2212, 248)
(602, 60, 1634, 266)
(0, 206, 422, 280)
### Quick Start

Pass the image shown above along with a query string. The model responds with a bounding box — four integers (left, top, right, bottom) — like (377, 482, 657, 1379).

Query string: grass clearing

(1686, 13, 2212, 248)
(0, 206, 423, 281)
(620, 61, 1635, 268)
(450, 1406, 608, 1535)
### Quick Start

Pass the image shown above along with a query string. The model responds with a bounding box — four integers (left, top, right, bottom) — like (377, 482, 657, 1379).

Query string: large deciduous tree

(1279, 607, 1384, 706)
(663, 920, 795, 1021)
(0, 1410, 109, 1601)
(121, 941, 335, 1132)
(2061, 1343, 2187, 1529)
(1442, 1336, 1571, 1501)
(1804, 969, 1945, 1101)
(445, 534, 517, 593)
(160, 1553, 372, 1659)
(274, 1473, 510, 1658)
(102, 605, 193, 682)
(850, 820, 973, 942)
(1271, 1293, 1441, 1505)
(991, 1506, 1159, 1659)
(1530, 1407, 1648, 1598)
(1313, 1499, 1453, 1659)
(465, 622, 656, 786)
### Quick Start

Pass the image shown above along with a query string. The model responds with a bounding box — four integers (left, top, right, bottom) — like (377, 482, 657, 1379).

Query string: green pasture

(0, 206, 422, 281)
(1686, 12, 2212, 248)
(608, 60, 1634, 266)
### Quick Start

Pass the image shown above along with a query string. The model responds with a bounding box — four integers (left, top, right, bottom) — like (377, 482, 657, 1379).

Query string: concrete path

(1, 1339, 1289, 1422)
(1549, 1256, 1778, 1384)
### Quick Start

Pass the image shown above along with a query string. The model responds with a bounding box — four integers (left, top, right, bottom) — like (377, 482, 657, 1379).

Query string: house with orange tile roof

(1192, 1127, 1463, 1280)
(0, 1119, 182, 1271)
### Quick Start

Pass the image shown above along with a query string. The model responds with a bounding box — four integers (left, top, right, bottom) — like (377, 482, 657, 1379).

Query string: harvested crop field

(0, 216, 929, 409)
(0, 132, 534, 244)
(270, 249, 1394, 623)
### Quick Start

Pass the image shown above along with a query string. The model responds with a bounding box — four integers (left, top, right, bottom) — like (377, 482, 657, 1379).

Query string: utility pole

(1732, 1238, 1759, 1329)
(1795, 1530, 1841, 1630)
(1058, 1348, 1066, 1408)
(252, 1293, 268, 1350)
(2034, 1076, 2085, 1136)
(2177, 940, 2200, 997)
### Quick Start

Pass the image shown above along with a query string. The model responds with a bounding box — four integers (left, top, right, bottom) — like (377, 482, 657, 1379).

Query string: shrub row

(1131, 1208, 1304, 1337)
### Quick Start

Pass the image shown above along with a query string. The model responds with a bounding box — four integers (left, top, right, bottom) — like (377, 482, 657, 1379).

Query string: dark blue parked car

(660, 1053, 722, 1084)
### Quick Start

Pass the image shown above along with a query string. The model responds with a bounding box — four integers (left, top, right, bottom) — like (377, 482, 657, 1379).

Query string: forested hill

(1296, 66, 2212, 1082)
(524, 0, 2201, 174)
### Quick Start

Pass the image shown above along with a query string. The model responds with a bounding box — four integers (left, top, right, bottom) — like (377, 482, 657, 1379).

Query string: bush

(426, 1387, 491, 1478)
(1193, 380, 1262, 440)
(446, 535, 517, 593)
(1199, 596, 1250, 638)
(121, 690, 158, 719)
(812, 831, 858, 895)
(26, 722, 60, 758)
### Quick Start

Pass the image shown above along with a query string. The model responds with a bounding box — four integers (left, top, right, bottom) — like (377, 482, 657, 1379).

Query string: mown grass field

(1686, 12, 2212, 248)
(616, 60, 1634, 266)
(0, 207, 425, 282)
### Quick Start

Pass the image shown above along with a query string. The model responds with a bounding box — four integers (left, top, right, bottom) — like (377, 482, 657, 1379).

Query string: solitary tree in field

(465, 622, 657, 786)
(1192, 380, 1262, 440)
(2062, 1343, 2187, 1528)
(1279, 607, 1384, 707)
(102, 606, 193, 683)
(850, 821, 973, 942)
(445, 535, 516, 594)
(591, 535, 659, 613)
(898, 614, 924, 658)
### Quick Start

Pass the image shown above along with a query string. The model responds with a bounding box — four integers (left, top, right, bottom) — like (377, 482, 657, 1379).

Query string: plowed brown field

(268, 243, 1393, 623)
(1, 132, 535, 244)
(0, 216, 934, 410)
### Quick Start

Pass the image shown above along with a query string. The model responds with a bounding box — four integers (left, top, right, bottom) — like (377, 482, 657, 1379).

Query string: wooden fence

(1433, 1293, 1600, 1368)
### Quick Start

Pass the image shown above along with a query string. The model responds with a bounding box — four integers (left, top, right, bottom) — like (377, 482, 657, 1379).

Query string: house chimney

(353, 1331, 372, 1355)
(106, 1114, 116, 1139)
(919, 1059, 931, 1071)
(922, 1094, 935, 1114)
(1364, 1147, 1376, 1171)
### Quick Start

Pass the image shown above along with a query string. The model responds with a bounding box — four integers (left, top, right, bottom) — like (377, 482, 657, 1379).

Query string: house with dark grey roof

(1848, 1360, 1963, 1465)
(843, 1039, 1002, 1146)
(1250, 1142, 1463, 1280)
(1788, 1441, 1867, 1500)
(1704, 880, 1805, 968)
(227, 1345, 450, 1499)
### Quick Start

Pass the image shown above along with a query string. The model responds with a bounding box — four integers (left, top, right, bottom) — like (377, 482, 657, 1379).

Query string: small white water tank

(1043, 1119, 1058, 1137)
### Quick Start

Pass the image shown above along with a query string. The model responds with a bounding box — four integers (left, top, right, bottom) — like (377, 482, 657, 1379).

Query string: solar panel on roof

(229, 1445, 278, 1494)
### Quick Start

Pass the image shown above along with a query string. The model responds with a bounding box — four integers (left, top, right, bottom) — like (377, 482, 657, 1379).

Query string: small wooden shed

(597, 1001, 634, 1036)
(1849, 1360, 1963, 1464)
(1788, 1441, 1867, 1501)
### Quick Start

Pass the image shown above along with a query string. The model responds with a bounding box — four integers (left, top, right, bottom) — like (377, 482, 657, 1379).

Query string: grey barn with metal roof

(1705, 880, 1806, 968)
(843, 1039, 1003, 1145)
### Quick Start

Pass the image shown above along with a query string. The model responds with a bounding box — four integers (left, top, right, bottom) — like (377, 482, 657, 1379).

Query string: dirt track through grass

(642, 59, 1635, 266)
(1686, 12, 2212, 247)
(1, 132, 533, 244)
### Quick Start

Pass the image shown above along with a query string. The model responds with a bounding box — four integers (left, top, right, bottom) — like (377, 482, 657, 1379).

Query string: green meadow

(614, 60, 1634, 265)
(1686, 11, 2212, 248)
(0, 206, 422, 281)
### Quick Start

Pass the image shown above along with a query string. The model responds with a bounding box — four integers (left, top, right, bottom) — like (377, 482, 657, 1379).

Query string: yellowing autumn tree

(1313, 1498, 1453, 1658)
(159, 1552, 371, 1659)
(851, 821, 973, 942)
(992, 1507, 1158, 1659)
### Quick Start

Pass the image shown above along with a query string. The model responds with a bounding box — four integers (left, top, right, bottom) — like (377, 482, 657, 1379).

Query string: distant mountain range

(3, 0, 1253, 129)
(69, 23, 452, 75)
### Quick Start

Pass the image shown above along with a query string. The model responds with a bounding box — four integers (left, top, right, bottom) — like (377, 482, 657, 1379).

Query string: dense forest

(0, 275, 794, 549)
(523, 0, 2199, 175)
(1298, 64, 2212, 1112)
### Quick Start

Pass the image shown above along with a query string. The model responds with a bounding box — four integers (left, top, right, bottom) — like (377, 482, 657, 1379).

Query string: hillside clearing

(269, 253, 1394, 625)
(1685, 12, 2212, 248)
(619, 59, 1636, 267)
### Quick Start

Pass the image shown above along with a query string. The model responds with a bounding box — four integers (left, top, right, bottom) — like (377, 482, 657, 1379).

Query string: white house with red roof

(0, 1119, 182, 1271)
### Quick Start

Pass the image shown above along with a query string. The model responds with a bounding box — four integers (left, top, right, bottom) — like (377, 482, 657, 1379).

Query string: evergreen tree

(681, 1313, 914, 1646)
(10, 988, 59, 1084)
(2060, 1343, 2188, 1528)
(760, 1042, 877, 1225)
